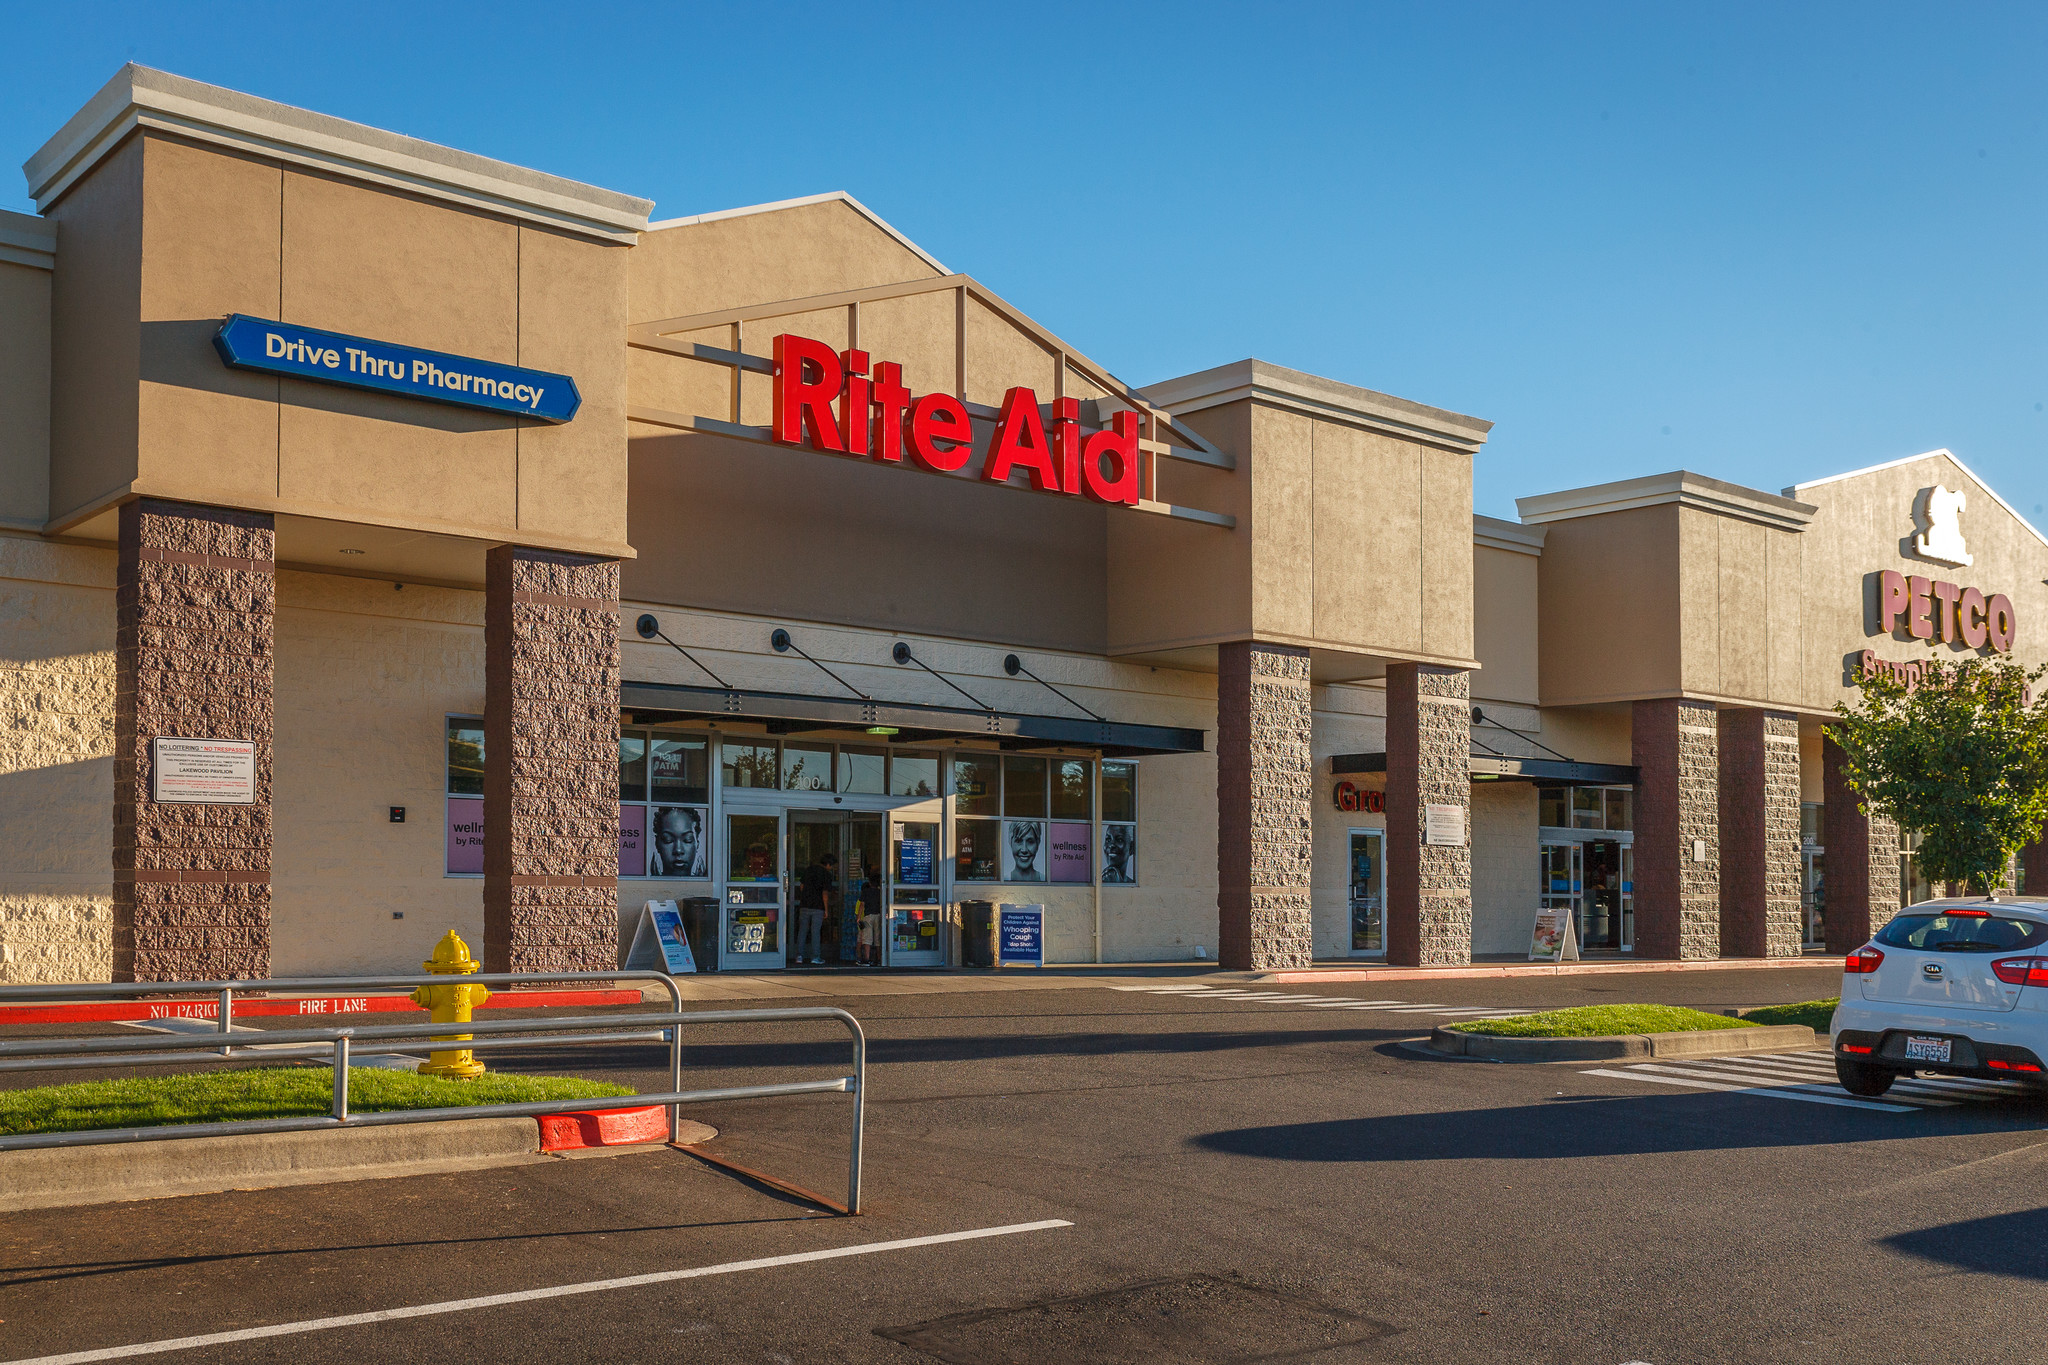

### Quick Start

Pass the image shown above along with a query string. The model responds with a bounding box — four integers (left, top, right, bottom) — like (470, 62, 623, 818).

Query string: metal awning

(619, 680, 1206, 757)
(1331, 752, 1638, 787)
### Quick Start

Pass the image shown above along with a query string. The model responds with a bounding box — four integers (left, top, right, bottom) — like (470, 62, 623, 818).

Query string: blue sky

(5, 2, 2044, 521)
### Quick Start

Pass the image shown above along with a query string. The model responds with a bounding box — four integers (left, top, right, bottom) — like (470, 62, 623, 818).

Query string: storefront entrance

(1539, 838, 1634, 953)
(720, 793, 949, 971)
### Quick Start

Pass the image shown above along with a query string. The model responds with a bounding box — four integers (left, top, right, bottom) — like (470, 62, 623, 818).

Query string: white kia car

(1833, 899, 2048, 1096)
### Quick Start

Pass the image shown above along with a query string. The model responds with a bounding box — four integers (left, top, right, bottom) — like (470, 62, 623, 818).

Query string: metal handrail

(0, 1002, 868, 1213)
(0, 970, 685, 1065)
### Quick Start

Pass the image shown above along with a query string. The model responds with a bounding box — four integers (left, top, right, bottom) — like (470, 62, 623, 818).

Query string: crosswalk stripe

(1684, 1053, 2028, 1100)
(1578, 1066, 1917, 1112)
(1640, 1060, 1962, 1106)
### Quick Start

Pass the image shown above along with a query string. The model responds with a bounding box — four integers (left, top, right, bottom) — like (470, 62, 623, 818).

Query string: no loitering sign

(151, 737, 256, 804)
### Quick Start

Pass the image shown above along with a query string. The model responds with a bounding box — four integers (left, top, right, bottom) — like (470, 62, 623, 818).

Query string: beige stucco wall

(1536, 504, 1684, 707)
(1471, 782, 1538, 954)
(270, 571, 488, 975)
(0, 534, 115, 983)
(45, 135, 142, 530)
(1473, 540, 1539, 705)
(0, 250, 52, 533)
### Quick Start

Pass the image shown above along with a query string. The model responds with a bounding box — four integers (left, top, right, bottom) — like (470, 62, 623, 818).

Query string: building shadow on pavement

(1192, 1094, 2041, 1163)
(1884, 1209, 2048, 1280)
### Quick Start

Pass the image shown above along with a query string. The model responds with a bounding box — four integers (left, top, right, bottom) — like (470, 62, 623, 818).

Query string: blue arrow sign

(213, 314, 580, 424)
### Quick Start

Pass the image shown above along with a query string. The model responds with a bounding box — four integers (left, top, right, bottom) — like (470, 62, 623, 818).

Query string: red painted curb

(537, 1105, 668, 1151)
(1259, 958, 1842, 984)
(0, 988, 640, 1027)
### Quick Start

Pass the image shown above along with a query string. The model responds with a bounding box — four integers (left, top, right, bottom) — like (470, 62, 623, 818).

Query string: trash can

(680, 896, 721, 972)
(960, 900, 997, 968)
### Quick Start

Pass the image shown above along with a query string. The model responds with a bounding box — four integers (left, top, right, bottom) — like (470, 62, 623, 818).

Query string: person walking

(796, 852, 836, 966)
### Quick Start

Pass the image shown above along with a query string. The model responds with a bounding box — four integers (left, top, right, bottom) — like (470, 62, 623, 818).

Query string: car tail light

(1947, 909, 1992, 918)
(1840, 1043, 1874, 1054)
(1845, 946, 1885, 974)
(1988, 1058, 2045, 1073)
(1991, 956, 2048, 986)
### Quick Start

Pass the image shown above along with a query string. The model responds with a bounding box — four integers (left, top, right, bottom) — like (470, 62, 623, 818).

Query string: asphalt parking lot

(5, 964, 2046, 1364)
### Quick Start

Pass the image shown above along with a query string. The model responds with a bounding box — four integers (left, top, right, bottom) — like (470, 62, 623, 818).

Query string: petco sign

(771, 333, 1143, 504)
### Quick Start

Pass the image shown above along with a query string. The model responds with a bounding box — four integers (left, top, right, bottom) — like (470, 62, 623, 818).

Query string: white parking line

(0, 1220, 1075, 1365)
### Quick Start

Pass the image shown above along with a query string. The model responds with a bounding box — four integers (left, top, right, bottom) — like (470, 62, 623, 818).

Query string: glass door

(722, 810, 786, 970)
(1579, 840, 1623, 951)
(1802, 848, 1825, 948)
(1620, 845, 1635, 951)
(1540, 843, 1580, 930)
(1348, 829, 1384, 957)
(887, 800, 945, 966)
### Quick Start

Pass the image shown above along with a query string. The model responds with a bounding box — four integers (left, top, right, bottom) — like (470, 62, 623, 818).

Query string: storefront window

(1052, 759, 1091, 820)
(781, 741, 834, 792)
(954, 753, 1000, 817)
(1900, 829, 1935, 907)
(1604, 788, 1632, 831)
(890, 750, 939, 797)
(956, 816, 1001, 882)
(447, 718, 484, 796)
(1102, 760, 1138, 885)
(839, 745, 886, 795)
(622, 730, 710, 879)
(1801, 802, 1823, 846)
(952, 753, 1126, 883)
(1003, 756, 1048, 817)
(1538, 787, 1568, 828)
(723, 740, 780, 789)
(1572, 788, 1603, 829)
(445, 716, 485, 876)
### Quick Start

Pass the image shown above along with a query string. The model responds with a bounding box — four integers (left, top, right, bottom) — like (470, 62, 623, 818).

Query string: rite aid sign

(771, 333, 1143, 504)
(215, 315, 580, 423)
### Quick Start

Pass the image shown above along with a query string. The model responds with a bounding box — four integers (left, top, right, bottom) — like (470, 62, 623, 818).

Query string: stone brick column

(484, 547, 622, 975)
(1215, 641, 1312, 971)
(1385, 663, 1472, 967)
(1632, 698, 1720, 959)
(114, 499, 275, 982)
(1717, 709, 1803, 958)
(1822, 733, 1902, 952)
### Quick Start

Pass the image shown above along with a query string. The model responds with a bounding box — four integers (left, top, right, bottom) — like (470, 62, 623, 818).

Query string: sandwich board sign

(998, 904, 1045, 968)
(625, 900, 699, 974)
(1529, 904, 1580, 963)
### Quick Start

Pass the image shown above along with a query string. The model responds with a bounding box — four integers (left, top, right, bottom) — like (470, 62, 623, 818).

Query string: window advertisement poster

(1002, 820, 1046, 882)
(1101, 823, 1137, 884)
(998, 903, 1045, 967)
(446, 798, 484, 875)
(619, 804, 646, 878)
(648, 805, 708, 878)
(1049, 823, 1092, 883)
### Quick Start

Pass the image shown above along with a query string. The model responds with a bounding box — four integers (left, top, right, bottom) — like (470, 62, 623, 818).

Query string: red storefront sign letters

(1877, 568, 2015, 652)
(1333, 781, 1384, 814)
(771, 333, 1143, 504)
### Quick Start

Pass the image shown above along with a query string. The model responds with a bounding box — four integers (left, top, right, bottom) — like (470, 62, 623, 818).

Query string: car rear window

(1875, 912, 2048, 952)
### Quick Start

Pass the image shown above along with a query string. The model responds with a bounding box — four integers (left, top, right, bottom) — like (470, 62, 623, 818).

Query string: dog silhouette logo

(1914, 484, 1973, 567)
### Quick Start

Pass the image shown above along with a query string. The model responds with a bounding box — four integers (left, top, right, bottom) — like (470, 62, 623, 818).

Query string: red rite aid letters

(1876, 569, 2015, 653)
(771, 333, 1142, 504)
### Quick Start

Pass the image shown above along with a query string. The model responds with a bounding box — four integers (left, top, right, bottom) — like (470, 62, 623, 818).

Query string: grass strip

(1445, 1003, 1759, 1038)
(1740, 998, 1839, 1031)
(0, 1067, 635, 1137)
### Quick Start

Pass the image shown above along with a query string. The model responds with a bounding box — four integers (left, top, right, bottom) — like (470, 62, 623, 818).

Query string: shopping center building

(3, 66, 2045, 984)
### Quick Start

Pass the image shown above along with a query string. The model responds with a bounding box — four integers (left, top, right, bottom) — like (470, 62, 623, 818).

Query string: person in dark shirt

(795, 853, 836, 965)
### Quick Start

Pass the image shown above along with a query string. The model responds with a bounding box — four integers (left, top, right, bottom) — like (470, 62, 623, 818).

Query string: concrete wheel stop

(1421, 1023, 1816, 1063)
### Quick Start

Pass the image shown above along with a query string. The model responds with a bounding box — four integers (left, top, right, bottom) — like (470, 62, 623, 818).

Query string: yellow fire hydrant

(410, 930, 491, 1079)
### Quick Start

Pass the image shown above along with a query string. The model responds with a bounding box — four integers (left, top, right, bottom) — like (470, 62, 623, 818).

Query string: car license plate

(1905, 1035, 1952, 1063)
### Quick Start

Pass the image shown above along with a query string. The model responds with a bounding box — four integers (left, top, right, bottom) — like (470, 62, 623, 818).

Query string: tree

(1829, 657, 2048, 894)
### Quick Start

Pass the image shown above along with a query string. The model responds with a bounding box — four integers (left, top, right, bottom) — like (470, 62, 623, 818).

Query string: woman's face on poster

(1008, 820, 1041, 872)
(655, 808, 701, 874)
